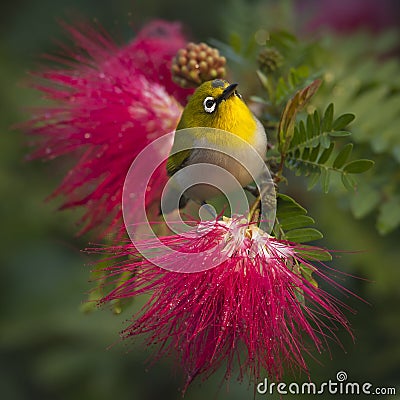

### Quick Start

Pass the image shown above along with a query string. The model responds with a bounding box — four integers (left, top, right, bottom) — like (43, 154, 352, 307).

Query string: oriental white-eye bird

(164, 78, 267, 212)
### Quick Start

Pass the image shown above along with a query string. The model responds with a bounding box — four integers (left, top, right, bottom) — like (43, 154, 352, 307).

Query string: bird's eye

(235, 91, 242, 100)
(203, 97, 216, 113)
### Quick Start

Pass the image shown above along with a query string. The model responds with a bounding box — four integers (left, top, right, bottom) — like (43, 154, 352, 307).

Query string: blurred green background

(1, 0, 399, 399)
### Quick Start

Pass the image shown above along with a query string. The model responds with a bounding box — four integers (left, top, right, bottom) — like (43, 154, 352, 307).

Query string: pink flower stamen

(94, 217, 354, 390)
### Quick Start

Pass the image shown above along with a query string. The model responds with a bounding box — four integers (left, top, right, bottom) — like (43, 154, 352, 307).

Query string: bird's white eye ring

(203, 96, 216, 113)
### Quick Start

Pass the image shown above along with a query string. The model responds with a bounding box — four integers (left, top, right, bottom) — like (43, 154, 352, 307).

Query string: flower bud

(257, 47, 284, 74)
(171, 42, 226, 88)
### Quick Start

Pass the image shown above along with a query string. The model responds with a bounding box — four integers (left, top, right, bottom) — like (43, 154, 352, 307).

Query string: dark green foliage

(273, 193, 331, 289)
(283, 103, 374, 193)
(333, 143, 353, 168)
(257, 64, 311, 105)
(274, 193, 328, 247)
(313, 30, 400, 234)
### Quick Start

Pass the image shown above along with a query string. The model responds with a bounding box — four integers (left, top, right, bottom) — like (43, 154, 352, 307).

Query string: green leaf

(333, 143, 353, 169)
(280, 215, 315, 230)
(309, 144, 320, 162)
(320, 134, 331, 149)
(343, 159, 375, 174)
(306, 113, 314, 139)
(328, 130, 351, 137)
(297, 246, 332, 261)
(320, 168, 330, 194)
(300, 264, 319, 287)
(307, 171, 321, 190)
(341, 173, 357, 191)
(301, 147, 310, 160)
(321, 103, 334, 132)
(318, 142, 334, 164)
(313, 110, 320, 136)
(299, 120, 307, 142)
(285, 228, 323, 243)
(275, 194, 325, 244)
(277, 206, 308, 217)
(276, 193, 307, 216)
(332, 113, 356, 130)
(295, 287, 305, 306)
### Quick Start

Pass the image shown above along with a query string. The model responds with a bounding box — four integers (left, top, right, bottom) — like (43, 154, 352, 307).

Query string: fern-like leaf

(285, 104, 374, 192)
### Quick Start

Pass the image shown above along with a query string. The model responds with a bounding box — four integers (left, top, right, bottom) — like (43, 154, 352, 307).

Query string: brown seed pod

(171, 42, 227, 88)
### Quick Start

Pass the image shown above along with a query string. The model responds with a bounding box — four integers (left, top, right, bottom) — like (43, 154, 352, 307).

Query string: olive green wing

(167, 118, 195, 176)
(167, 113, 199, 176)
(166, 148, 191, 176)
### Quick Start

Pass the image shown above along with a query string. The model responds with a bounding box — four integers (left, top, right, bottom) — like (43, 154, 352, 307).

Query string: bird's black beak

(218, 83, 238, 102)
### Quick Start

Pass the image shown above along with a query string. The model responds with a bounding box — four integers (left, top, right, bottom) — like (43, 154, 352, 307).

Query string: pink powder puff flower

(24, 20, 192, 235)
(96, 217, 354, 391)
